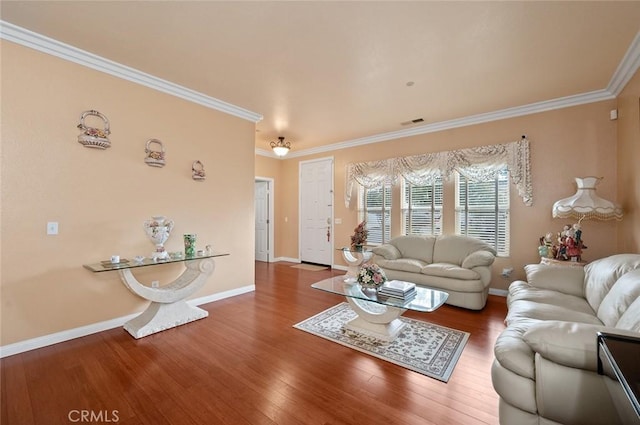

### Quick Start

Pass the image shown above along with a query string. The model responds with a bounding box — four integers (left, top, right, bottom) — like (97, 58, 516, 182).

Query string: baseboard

(489, 288, 508, 297)
(272, 258, 348, 270)
(273, 257, 300, 263)
(0, 284, 256, 359)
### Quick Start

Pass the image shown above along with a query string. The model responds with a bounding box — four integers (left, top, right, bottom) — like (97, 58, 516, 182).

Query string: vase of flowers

(350, 221, 368, 251)
(357, 262, 387, 290)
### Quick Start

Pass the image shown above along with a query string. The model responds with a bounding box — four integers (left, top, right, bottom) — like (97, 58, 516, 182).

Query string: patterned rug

(293, 302, 469, 382)
(290, 264, 329, 271)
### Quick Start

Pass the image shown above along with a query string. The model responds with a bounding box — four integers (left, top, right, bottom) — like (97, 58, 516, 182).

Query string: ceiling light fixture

(270, 136, 291, 157)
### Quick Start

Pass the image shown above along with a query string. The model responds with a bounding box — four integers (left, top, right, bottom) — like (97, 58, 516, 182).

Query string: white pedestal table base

(123, 301, 208, 339)
(118, 257, 215, 339)
(344, 295, 408, 342)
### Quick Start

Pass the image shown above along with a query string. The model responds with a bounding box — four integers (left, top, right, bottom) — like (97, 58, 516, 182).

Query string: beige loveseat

(492, 254, 640, 425)
(371, 235, 496, 310)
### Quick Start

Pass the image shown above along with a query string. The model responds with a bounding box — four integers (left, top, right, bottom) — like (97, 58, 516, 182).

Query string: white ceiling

(2, 1, 640, 156)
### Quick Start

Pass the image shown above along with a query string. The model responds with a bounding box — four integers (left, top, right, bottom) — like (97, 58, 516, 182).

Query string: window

(401, 177, 443, 236)
(455, 168, 510, 256)
(358, 184, 391, 244)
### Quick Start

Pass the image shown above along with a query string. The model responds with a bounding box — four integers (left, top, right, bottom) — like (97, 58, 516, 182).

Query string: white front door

(300, 158, 333, 265)
(255, 180, 269, 262)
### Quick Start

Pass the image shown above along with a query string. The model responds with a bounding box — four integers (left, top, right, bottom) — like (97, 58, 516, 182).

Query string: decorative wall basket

(77, 110, 111, 149)
(192, 160, 206, 181)
(144, 139, 166, 167)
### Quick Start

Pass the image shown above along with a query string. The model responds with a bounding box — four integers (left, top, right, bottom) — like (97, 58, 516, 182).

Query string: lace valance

(345, 138, 532, 207)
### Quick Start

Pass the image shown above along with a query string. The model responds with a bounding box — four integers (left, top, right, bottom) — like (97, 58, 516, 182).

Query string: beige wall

(617, 69, 640, 253)
(1, 41, 257, 345)
(262, 100, 623, 290)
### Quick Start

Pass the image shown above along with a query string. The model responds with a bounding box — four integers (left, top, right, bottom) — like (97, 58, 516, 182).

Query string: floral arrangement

(357, 262, 387, 289)
(350, 221, 369, 249)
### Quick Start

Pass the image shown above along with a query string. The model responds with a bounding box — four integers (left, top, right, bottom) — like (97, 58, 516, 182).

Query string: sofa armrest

(461, 250, 495, 269)
(371, 244, 401, 260)
(523, 321, 640, 372)
(524, 264, 585, 297)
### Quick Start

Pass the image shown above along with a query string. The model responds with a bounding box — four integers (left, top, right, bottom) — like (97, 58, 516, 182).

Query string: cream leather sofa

(492, 254, 640, 425)
(371, 235, 496, 310)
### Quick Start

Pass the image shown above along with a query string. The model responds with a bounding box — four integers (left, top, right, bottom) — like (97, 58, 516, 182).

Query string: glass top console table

(338, 247, 373, 282)
(84, 252, 229, 338)
(312, 276, 449, 342)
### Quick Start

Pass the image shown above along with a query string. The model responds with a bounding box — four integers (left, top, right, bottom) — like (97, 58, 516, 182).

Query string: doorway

(255, 177, 274, 262)
(299, 157, 334, 266)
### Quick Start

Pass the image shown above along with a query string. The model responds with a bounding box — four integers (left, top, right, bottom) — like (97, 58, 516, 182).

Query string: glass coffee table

(311, 276, 449, 342)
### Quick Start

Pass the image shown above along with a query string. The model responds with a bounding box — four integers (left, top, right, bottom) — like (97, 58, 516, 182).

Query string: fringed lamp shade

(552, 176, 623, 222)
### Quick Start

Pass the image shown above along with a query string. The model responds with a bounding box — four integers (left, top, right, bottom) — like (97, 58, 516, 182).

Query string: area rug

(293, 302, 469, 382)
(290, 264, 329, 271)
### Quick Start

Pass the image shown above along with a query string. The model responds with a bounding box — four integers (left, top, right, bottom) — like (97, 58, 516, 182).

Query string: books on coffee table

(378, 280, 417, 301)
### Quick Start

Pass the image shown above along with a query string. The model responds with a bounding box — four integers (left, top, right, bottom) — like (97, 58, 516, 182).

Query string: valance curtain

(345, 137, 532, 207)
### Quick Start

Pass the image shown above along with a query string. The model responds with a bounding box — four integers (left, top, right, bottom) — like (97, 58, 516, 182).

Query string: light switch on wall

(335, 218, 342, 224)
(47, 222, 59, 235)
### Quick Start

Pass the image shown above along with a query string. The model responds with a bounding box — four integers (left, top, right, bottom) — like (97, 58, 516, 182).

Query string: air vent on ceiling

(401, 118, 424, 126)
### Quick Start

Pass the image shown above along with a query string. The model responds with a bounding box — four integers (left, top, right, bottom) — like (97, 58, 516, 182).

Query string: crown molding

(255, 148, 281, 159)
(281, 89, 615, 158)
(607, 30, 640, 95)
(0, 20, 263, 123)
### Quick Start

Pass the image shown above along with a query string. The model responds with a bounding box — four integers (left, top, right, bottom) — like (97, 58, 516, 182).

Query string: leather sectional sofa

(371, 235, 496, 310)
(492, 254, 640, 425)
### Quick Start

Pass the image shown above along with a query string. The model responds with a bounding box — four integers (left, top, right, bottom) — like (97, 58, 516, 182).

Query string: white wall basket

(77, 110, 111, 149)
(144, 139, 166, 167)
(192, 160, 206, 181)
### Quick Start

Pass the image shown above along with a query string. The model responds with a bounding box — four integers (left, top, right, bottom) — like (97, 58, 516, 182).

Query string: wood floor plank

(1, 261, 507, 424)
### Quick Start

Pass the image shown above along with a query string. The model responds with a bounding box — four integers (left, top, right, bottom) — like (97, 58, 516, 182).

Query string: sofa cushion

(390, 235, 436, 263)
(461, 250, 495, 269)
(584, 254, 640, 312)
(371, 244, 401, 260)
(493, 318, 540, 379)
(421, 263, 479, 280)
(616, 297, 640, 331)
(523, 321, 600, 371)
(524, 263, 585, 298)
(377, 258, 426, 274)
(523, 322, 640, 371)
(432, 234, 496, 266)
(597, 269, 640, 327)
(508, 282, 594, 313)
(506, 299, 602, 326)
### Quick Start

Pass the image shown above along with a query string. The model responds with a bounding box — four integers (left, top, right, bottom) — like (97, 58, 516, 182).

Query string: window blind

(401, 178, 443, 236)
(455, 168, 510, 256)
(359, 185, 392, 244)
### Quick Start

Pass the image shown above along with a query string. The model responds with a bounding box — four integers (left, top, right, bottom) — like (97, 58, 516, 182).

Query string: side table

(84, 253, 229, 338)
(540, 257, 587, 267)
(597, 332, 640, 424)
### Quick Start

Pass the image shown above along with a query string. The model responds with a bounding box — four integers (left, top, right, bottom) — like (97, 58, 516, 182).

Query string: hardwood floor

(1, 262, 508, 425)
